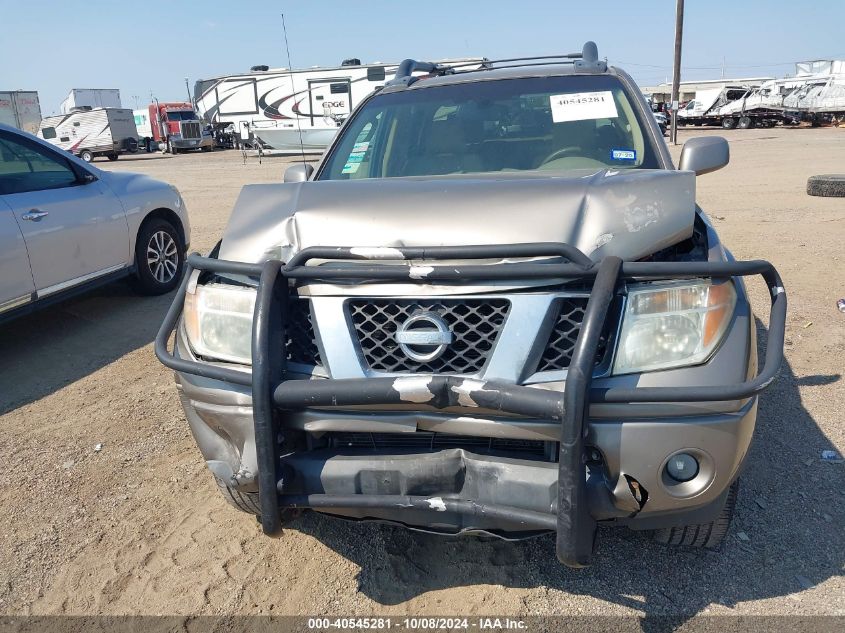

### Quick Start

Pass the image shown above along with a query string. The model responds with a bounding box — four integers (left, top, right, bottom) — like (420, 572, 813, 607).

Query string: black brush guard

(155, 243, 786, 568)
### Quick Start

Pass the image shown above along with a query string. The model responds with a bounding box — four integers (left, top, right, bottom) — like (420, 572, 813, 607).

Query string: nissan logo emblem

(395, 312, 453, 362)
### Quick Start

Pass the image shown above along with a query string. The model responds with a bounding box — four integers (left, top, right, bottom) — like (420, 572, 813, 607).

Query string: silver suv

(157, 42, 786, 567)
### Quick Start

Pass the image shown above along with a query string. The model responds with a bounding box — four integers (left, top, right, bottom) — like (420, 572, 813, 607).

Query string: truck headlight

(184, 283, 256, 365)
(613, 280, 736, 374)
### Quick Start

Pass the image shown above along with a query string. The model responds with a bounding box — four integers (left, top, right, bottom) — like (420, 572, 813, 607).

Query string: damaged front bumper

(156, 243, 786, 568)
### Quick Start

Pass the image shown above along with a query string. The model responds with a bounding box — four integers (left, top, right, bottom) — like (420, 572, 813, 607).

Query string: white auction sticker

(550, 91, 618, 122)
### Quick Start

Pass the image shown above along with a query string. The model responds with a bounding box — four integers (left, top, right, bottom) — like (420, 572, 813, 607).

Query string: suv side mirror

(679, 136, 729, 176)
(284, 163, 314, 182)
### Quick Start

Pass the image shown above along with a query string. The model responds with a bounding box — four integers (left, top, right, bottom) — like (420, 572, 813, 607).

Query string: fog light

(666, 453, 699, 482)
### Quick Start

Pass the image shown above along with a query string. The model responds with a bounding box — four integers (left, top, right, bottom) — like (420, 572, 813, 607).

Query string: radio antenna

(282, 13, 307, 167)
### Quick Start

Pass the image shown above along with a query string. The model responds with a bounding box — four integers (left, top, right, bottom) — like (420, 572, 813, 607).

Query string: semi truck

(0, 91, 42, 134)
(135, 101, 212, 153)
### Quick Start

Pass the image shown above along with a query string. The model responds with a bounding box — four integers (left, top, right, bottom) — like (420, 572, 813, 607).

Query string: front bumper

(170, 136, 212, 149)
(156, 244, 786, 567)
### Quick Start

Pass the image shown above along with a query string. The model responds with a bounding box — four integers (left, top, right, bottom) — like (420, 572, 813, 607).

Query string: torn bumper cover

(155, 243, 787, 568)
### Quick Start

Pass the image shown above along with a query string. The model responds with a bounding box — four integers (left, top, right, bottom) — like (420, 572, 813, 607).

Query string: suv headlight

(613, 280, 736, 374)
(184, 283, 256, 365)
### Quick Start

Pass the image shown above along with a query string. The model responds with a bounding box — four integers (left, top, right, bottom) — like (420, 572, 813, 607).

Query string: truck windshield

(166, 111, 198, 121)
(318, 74, 659, 180)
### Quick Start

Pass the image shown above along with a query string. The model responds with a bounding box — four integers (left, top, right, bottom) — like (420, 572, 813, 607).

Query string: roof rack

(386, 41, 606, 88)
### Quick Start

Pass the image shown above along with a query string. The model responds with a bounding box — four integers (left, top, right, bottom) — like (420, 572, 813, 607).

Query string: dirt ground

(0, 127, 843, 619)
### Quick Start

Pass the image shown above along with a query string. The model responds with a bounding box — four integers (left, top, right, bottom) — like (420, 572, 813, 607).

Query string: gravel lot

(0, 127, 843, 618)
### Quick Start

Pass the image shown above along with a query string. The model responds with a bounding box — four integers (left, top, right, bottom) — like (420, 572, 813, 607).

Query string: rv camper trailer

(0, 91, 42, 134)
(194, 58, 482, 152)
(38, 107, 139, 162)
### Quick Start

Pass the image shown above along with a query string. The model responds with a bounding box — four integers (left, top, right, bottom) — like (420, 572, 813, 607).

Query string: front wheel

(213, 476, 300, 524)
(653, 479, 738, 549)
(132, 218, 184, 295)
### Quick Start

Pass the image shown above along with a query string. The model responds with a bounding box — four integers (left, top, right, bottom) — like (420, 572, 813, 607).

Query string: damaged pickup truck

(156, 42, 786, 567)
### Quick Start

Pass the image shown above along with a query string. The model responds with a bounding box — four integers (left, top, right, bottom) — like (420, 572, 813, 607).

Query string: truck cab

(145, 102, 212, 153)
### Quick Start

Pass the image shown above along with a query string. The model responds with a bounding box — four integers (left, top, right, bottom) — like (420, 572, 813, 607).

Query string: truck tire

(213, 476, 300, 525)
(106, 153, 119, 161)
(215, 476, 261, 514)
(653, 480, 738, 549)
(131, 217, 184, 295)
(79, 149, 94, 162)
(721, 117, 737, 129)
(807, 174, 845, 197)
(738, 116, 754, 129)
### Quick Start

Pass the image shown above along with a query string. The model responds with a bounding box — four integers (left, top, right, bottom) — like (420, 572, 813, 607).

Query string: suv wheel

(79, 149, 94, 162)
(653, 479, 738, 549)
(132, 218, 184, 295)
(215, 476, 261, 514)
(213, 476, 300, 524)
(106, 152, 119, 161)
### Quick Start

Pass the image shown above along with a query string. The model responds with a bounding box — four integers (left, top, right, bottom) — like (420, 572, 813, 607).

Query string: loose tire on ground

(653, 479, 738, 549)
(131, 217, 184, 295)
(807, 174, 845, 197)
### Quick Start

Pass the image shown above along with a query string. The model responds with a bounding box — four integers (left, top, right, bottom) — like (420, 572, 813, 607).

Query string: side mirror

(283, 163, 314, 183)
(679, 136, 729, 176)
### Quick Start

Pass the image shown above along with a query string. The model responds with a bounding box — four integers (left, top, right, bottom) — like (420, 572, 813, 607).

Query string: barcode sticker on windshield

(550, 91, 618, 122)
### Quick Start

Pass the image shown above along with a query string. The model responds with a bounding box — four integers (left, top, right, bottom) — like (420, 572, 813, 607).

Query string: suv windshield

(319, 74, 659, 180)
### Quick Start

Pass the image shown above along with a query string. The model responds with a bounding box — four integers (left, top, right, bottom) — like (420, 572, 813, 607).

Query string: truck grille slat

(180, 120, 201, 140)
(536, 297, 614, 373)
(285, 299, 322, 367)
(348, 298, 510, 374)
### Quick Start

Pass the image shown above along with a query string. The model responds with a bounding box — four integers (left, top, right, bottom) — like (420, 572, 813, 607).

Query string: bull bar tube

(155, 243, 786, 567)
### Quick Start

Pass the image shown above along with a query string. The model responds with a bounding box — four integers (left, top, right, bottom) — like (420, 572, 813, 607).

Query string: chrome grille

(180, 120, 201, 140)
(348, 298, 510, 374)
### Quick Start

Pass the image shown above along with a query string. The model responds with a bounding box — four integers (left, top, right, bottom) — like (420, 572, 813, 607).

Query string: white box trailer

(194, 58, 482, 153)
(37, 107, 139, 162)
(133, 108, 153, 140)
(60, 89, 122, 114)
(0, 91, 42, 134)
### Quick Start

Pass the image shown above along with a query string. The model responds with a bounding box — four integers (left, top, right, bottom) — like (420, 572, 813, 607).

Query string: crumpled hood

(218, 169, 695, 265)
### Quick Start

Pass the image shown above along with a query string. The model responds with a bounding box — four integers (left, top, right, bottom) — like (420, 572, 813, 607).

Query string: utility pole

(670, 0, 684, 145)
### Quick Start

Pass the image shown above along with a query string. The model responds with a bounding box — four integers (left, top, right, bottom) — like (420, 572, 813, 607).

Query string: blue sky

(2, 0, 843, 115)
